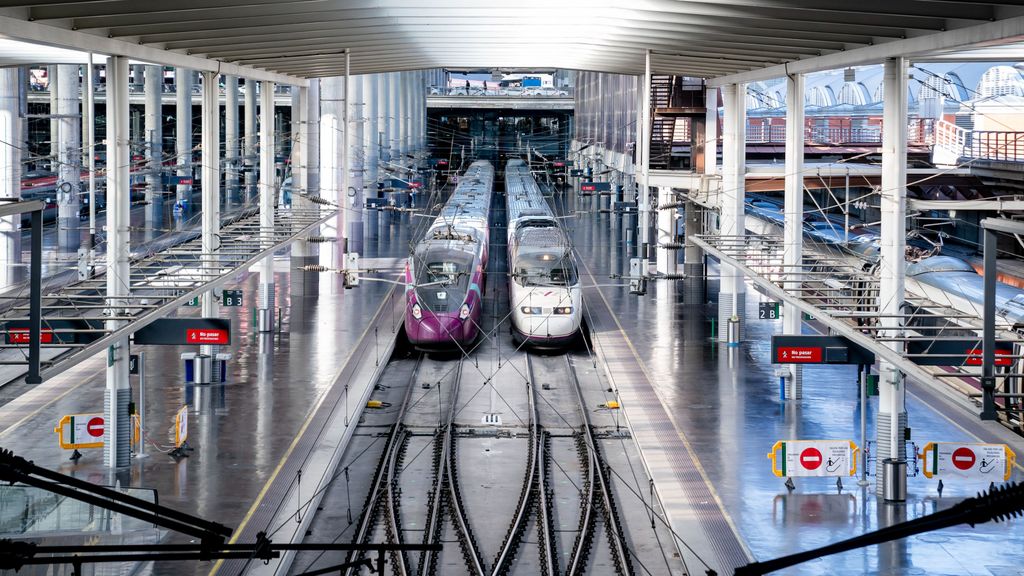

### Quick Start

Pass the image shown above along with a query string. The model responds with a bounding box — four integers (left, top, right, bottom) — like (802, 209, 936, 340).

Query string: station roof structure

(3, 1, 1024, 82)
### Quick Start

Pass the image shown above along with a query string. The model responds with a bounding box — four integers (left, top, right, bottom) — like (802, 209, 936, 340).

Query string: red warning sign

(964, 348, 1013, 367)
(799, 447, 823, 471)
(186, 329, 229, 345)
(776, 347, 822, 363)
(86, 417, 104, 438)
(951, 447, 976, 470)
(6, 329, 54, 344)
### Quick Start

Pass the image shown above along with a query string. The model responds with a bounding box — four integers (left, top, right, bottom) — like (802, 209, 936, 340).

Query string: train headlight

(459, 304, 471, 320)
(554, 306, 573, 315)
(411, 303, 422, 320)
(520, 306, 543, 315)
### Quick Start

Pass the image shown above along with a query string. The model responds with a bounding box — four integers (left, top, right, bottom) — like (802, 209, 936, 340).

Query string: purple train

(404, 161, 494, 350)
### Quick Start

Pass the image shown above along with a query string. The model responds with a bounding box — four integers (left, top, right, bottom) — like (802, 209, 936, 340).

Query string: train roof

(428, 160, 494, 234)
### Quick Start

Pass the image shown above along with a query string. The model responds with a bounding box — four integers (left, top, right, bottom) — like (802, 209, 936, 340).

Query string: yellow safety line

(209, 284, 397, 576)
(0, 356, 103, 440)
(579, 259, 756, 564)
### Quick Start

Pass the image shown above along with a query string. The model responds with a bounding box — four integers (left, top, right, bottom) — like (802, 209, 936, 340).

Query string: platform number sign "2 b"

(759, 301, 781, 320)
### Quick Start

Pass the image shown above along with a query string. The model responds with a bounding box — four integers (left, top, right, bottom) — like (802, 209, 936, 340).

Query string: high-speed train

(505, 159, 582, 348)
(745, 194, 1024, 328)
(404, 160, 494, 350)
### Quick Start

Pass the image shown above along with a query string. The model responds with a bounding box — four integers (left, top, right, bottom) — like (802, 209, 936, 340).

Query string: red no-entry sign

(799, 447, 823, 470)
(951, 447, 976, 470)
(86, 416, 104, 438)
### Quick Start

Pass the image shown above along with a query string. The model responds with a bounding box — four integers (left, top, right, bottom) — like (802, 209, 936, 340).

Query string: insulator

(305, 236, 336, 243)
(305, 195, 334, 206)
(300, 264, 331, 272)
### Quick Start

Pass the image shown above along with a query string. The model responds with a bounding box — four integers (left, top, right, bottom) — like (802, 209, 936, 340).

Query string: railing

(429, 85, 572, 98)
(746, 118, 935, 146)
(967, 131, 1024, 162)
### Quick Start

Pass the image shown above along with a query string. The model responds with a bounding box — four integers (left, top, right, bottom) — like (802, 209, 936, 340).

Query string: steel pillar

(719, 82, 746, 340)
(319, 76, 344, 270)
(143, 65, 163, 226)
(48, 65, 58, 162)
(224, 75, 239, 206)
(365, 74, 379, 194)
(348, 74, 364, 256)
(877, 57, 909, 496)
(341, 54, 350, 259)
(705, 87, 718, 175)
(656, 186, 677, 275)
(104, 56, 132, 469)
(258, 80, 276, 333)
(379, 73, 391, 164)
(244, 78, 257, 204)
(175, 68, 193, 207)
(399, 71, 409, 158)
(201, 70, 221, 354)
(292, 83, 318, 294)
(0, 68, 21, 289)
(56, 65, 81, 250)
(638, 51, 652, 272)
(389, 72, 400, 163)
(683, 199, 705, 303)
(783, 73, 805, 399)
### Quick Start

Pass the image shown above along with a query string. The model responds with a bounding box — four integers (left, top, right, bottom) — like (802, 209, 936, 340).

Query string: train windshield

(514, 254, 578, 287)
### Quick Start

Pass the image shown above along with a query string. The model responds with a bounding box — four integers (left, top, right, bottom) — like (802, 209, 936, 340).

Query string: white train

(505, 159, 582, 348)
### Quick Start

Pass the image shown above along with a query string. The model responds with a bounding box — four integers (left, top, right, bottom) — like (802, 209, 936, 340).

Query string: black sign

(759, 301, 781, 320)
(771, 335, 875, 365)
(129, 354, 140, 375)
(906, 339, 1016, 367)
(613, 201, 637, 213)
(570, 169, 584, 177)
(222, 289, 243, 307)
(3, 319, 103, 345)
(580, 182, 611, 192)
(134, 318, 232, 346)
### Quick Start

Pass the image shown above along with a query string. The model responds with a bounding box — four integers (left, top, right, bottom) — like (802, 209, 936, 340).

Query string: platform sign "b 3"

(768, 440, 859, 478)
(918, 442, 1016, 482)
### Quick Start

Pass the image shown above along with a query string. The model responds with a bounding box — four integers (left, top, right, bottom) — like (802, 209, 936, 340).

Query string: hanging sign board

(906, 339, 1016, 367)
(918, 442, 1015, 481)
(134, 318, 231, 346)
(771, 335, 875, 365)
(768, 440, 859, 478)
(4, 319, 103, 345)
(580, 182, 611, 192)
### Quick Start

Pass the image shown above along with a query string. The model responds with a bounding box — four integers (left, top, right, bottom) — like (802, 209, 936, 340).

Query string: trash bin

(727, 315, 740, 347)
(882, 458, 907, 502)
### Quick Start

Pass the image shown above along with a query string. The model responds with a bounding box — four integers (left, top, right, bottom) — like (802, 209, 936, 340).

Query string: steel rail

(343, 355, 422, 576)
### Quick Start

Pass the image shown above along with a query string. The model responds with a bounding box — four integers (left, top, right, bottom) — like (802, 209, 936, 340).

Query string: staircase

(649, 116, 676, 170)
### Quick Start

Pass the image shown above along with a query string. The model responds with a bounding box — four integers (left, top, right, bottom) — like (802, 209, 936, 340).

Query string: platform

(565, 204, 1024, 575)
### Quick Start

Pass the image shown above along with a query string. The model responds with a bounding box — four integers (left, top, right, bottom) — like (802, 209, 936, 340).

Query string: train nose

(407, 313, 472, 346)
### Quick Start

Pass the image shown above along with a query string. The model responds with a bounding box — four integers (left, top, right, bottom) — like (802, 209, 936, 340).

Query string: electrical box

(344, 252, 360, 289)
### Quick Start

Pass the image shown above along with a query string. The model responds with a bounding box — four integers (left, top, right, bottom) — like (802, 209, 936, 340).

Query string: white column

(705, 87, 719, 176)
(656, 186, 676, 275)
(307, 80, 321, 198)
(104, 55, 131, 469)
(399, 71, 408, 158)
(258, 81, 276, 332)
(365, 74, 379, 194)
(389, 73, 400, 163)
(379, 73, 391, 163)
(56, 64, 81, 250)
(319, 77, 343, 269)
(175, 68, 193, 206)
(291, 83, 318, 272)
(877, 56, 909, 494)
(144, 65, 163, 225)
(719, 82, 747, 339)
(244, 78, 257, 203)
(341, 55, 350, 257)
(48, 65, 59, 161)
(201, 70, 220, 340)
(0, 68, 21, 288)
(783, 73, 805, 399)
(639, 52, 652, 270)
(224, 75, 239, 205)
(348, 74, 364, 255)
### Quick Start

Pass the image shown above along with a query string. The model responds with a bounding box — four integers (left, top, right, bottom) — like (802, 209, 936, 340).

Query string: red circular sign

(799, 447, 823, 470)
(952, 447, 976, 471)
(87, 417, 104, 438)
